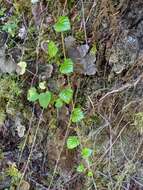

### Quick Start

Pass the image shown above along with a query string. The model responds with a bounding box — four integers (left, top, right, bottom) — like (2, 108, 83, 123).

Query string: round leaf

(55, 98, 63, 108)
(71, 108, 84, 123)
(59, 87, 73, 104)
(27, 87, 39, 102)
(67, 136, 80, 149)
(76, 164, 85, 173)
(60, 58, 73, 74)
(39, 91, 52, 108)
(48, 41, 58, 58)
(54, 16, 71, 32)
(87, 171, 93, 177)
(82, 148, 93, 158)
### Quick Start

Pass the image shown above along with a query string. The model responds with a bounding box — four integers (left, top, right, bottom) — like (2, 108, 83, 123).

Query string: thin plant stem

(81, 0, 88, 44)
(17, 109, 44, 190)
(47, 118, 72, 190)
(61, 32, 66, 58)
(18, 105, 35, 165)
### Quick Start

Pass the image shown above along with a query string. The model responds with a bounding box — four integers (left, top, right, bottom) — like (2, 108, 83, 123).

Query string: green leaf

(55, 98, 63, 108)
(87, 171, 93, 177)
(67, 136, 80, 149)
(71, 108, 84, 123)
(48, 41, 58, 58)
(82, 148, 93, 158)
(60, 58, 73, 74)
(59, 87, 73, 104)
(39, 91, 52, 108)
(76, 164, 85, 173)
(17, 61, 27, 75)
(54, 16, 71, 32)
(27, 87, 39, 102)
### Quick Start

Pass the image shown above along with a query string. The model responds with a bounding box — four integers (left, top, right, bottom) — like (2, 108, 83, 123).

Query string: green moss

(85, 114, 102, 127)
(0, 109, 6, 125)
(0, 149, 4, 160)
(134, 112, 143, 134)
(6, 164, 22, 186)
(0, 75, 22, 118)
(75, 30, 85, 42)
(0, 75, 21, 97)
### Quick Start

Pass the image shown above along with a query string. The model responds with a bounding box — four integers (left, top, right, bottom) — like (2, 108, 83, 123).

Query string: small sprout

(6, 163, 21, 179)
(55, 98, 63, 108)
(87, 171, 93, 177)
(6, 163, 22, 185)
(71, 108, 84, 123)
(39, 91, 52, 108)
(90, 44, 97, 55)
(77, 163, 85, 173)
(67, 136, 80, 149)
(59, 87, 73, 104)
(39, 81, 46, 90)
(17, 61, 27, 75)
(82, 148, 93, 158)
(48, 41, 58, 58)
(60, 58, 73, 74)
(27, 87, 39, 102)
(54, 16, 71, 32)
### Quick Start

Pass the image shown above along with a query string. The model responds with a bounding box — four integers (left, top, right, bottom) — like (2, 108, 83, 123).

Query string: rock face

(109, 31, 139, 74)
(0, 32, 17, 74)
(109, 0, 143, 74)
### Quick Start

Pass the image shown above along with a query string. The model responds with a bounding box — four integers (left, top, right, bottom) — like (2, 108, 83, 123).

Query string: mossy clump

(0, 75, 22, 120)
(134, 112, 143, 134)
(0, 109, 6, 125)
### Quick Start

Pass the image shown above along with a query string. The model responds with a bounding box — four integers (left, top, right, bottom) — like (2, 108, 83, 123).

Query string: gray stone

(0, 49, 16, 74)
(109, 31, 139, 74)
(65, 36, 96, 75)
